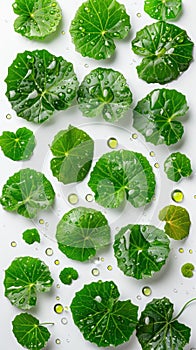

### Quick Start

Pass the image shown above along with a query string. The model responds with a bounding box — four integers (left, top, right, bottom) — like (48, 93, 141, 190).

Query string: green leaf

(5, 49, 79, 124)
(132, 21, 194, 84)
(50, 125, 94, 184)
(59, 267, 79, 285)
(56, 207, 111, 261)
(70, 0, 131, 60)
(133, 89, 188, 146)
(113, 224, 170, 279)
(88, 150, 156, 208)
(159, 205, 191, 240)
(136, 297, 191, 350)
(22, 228, 41, 245)
(13, 0, 62, 40)
(4, 256, 53, 310)
(12, 313, 51, 350)
(0, 168, 55, 218)
(0, 127, 36, 161)
(70, 281, 138, 347)
(144, 0, 182, 21)
(164, 152, 192, 181)
(77, 67, 132, 122)
(181, 263, 194, 278)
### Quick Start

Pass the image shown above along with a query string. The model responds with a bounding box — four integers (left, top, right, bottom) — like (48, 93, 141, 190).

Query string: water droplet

(6, 113, 12, 120)
(39, 218, 44, 225)
(171, 189, 184, 203)
(179, 248, 184, 253)
(136, 295, 142, 300)
(54, 304, 64, 314)
(154, 162, 160, 169)
(149, 151, 155, 157)
(132, 133, 138, 139)
(54, 259, 60, 265)
(142, 286, 152, 296)
(85, 194, 94, 202)
(107, 265, 113, 271)
(61, 317, 68, 325)
(145, 316, 150, 325)
(56, 284, 60, 288)
(137, 12, 142, 18)
(100, 257, 104, 262)
(11, 241, 17, 247)
(68, 193, 79, 205)
(84, 63, 89, 68)
(107, 137, 118, 149)
(92, 268, 100, 276)
(173, 288, 178, 293)
(189, 249, 193, 254)
(64, 305, 69, 311)
(55, 339, 61, 345)
(56, 296, 60, 301)
(45, 248, 53, 256)
(61, 30, 65, 35)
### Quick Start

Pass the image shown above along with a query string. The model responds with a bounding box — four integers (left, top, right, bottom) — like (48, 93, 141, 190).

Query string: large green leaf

(5, 49, 78, 124)
(4, 257, 53, 310)
(56, 207, 111, 261)
(0, 127, 36, 161)
(113, 224, 170, 279)
(144, 0, 182, 21)
(132, 21, 194, 84)
(13, 0, 62, 40)
(77, 67, 132, 122)
(12, 313, 51, 350)
(0, 168, 55, 218)
(164, 152, 192, 182)
(70, 0, 130, 60)
(50, 125, 94, 184)
(133, 89, 188, 146)
(88, 150, 156, 208)
(136, 297, 191, 350)
(70, 281, 138, 347)
(159, 205, 191, 240)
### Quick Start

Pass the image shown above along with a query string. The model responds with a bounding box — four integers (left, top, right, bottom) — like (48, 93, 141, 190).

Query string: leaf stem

(40, 322, 55, 326)
(172, 298, 196, 321)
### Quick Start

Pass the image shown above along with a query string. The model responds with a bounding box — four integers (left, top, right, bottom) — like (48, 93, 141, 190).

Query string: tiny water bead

(142, 286, 152, 296)
(137, 12, 142, 18)
(132, 133, 138, 139)
(149, 151, 155, 157)
(92, 268, 100, 276)
(179, 248, 184, 253)
(171, 189, 184, 203)
(45, 248, 54, 256)
(189, 249, 193, 254)
(61, 30, 65, 35)
(6, 113, 12, 119)
(194, 195, 196, 199)
(55, 339, 61, 345)
(54, 259, 60, 265)
(39, 218, 44, 225)
(64, 306, 69, 311)
(56, 284, 60, 289)
(68, 193, 79, 205)
(85, 194, 94, 202)
(107, 137, 118, 149)
(61, 317, 68, 325)
(11, 241, 17, 247)
(56, 296, 60, 301)
(54, 304, 64, 314)
(136, 295, 142, 300)
(154, 162, 160, 169)
(107, 265, 113, 271)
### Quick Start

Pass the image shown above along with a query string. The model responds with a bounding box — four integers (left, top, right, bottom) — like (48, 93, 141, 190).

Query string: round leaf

(114, 224, 170, 279)
(132, 21, 194, 84)
(136, 297, 191, 350)
(59, 267, 79, 285)
(77, 67, 132, 122)
(5, 49, 79, 124)
(4, 257, 54, 310)
(22, 228, 41, 245)
(70, 0, 131, 60)
(56, 207, 111, 261)
(164, 152, 192, 182)
(50, 125, 94, 184)
(159, 205, 191, 240)
(133, 89, 188, 146)
(0, 127, 36, 161)
(0, 168, 55, 218)
(181, 263, 194, 278)
(144, 0, 182, 21)
(12, 313, 51, 350)
(13, 0, 62, 40)
(70, 281, 138, 347)
(88, 150, 156, 208)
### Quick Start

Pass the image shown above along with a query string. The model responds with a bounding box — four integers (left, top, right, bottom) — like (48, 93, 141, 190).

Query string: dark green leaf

(50, 125, 94, 184)
(70, 281, 138, 347)
(144, 0, 182, 21)
(0, 127, 35, 161)
(132, 21, 193, 84)
(114, 224, 170, 279)
(70, 0, 130, 60)
(56, 207, 111, 261)
(136, 297, 191, 350)
(22, 228, 41, 245)
(4, 256, 53, 310)
(5, 49, 78, 124)
(12, 313, 51, 350)
(159, 205, 191, 240)
(0, 168, 55, 218)
(181, 263, 194, 278)
(88, 150, 156, 208)
(59, 267, 79, 285)
(164, 152, 192, 181)
(13, 0, 62, 40)
(133, 89, 188, 146)
(77, 67, 132, 122)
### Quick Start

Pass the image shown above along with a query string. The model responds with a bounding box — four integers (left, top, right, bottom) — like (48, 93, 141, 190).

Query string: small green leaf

(181, 263, 194, 278)
(0, 127, 36, 161)
(133, 89, 188, 146)
(4, 256, 53, 310)
(5, 49, 79, 124)
(56, 207, 111, 261)
(144, 0, 182, 21)
(159, 205, 191, 240)
(88, 150, 156, 208)
(136, 297, 191, 350)
(70, 0, 131, 60)
(70, 281, 138, 347)
(59, 267, 79, 285)
(12, 313, 51, 350)
(132, 21, 194, 84)
(114, 224, 170, 279)
(0, 168, 55, 218)
(50, 126, 94, 184)
(77, 67, 132, 122)
(22, 228, 41, 245)
(164, 152, 192, 182)
(13, 0, 62, 40)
